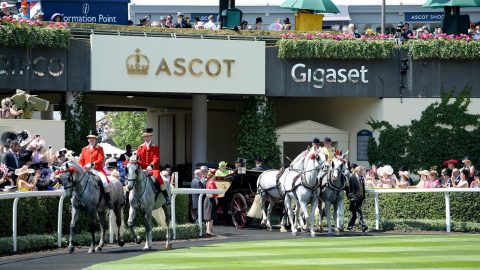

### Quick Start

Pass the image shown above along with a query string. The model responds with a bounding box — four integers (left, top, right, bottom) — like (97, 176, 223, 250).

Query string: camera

(396, 23, 404, 33)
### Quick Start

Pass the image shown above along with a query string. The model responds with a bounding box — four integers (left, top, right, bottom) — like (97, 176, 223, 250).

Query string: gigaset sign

(291, 63, 369, 89)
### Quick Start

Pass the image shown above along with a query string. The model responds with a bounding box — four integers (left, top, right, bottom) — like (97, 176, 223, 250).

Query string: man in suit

(347, 166, 368, 232)
(252, 157, 269, 171)
(137, 128, 170, 204)
(191, 167, 206, 221)
(5, 141, 21, 180)
(78, 130, 112, 209)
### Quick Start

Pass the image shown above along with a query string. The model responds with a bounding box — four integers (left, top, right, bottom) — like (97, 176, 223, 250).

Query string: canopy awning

(323, 5, 350, 21)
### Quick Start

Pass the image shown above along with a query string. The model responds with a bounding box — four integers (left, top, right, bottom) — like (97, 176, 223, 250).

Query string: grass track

(87, 234, 480, 270)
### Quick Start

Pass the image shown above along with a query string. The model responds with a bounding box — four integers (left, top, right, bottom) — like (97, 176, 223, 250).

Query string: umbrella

(279, 0, 339, 13)
(423, 0, 480, 8)
(99, 143, 125, 156)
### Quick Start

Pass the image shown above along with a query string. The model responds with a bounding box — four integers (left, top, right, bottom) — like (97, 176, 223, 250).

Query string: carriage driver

(137, 128, 170, 205)
(78, 130, 113, 209)
(320, 136, 334, 162)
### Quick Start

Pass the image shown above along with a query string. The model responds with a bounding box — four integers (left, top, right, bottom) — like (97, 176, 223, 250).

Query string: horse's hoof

(95, 246, 102, 252)
(280, 227, 287, 233)
(310, 232, 316, 238)
(165, 243, 172, 250)
(266, 225, 272, 232)
(88, 248, 95, 254)
(118, 239, 125, 247)
(135, 236, 142, 244)
(260, 220, 266, 226)
(68, 246, 74, 253)
(291, 231, 298, 236)
(142, 246, 151, 252)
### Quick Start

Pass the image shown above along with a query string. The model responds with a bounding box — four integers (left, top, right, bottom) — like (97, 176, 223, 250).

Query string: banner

(90, 35, 265, 94)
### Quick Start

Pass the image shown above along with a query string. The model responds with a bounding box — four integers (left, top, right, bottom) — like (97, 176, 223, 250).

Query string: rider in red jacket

(78, 130, 113, 209)
(136, 128, 170, 205)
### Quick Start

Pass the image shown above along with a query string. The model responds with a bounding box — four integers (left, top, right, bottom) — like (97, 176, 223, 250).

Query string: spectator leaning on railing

(471, 171, 480, 188)
(455, 169, 470, 188)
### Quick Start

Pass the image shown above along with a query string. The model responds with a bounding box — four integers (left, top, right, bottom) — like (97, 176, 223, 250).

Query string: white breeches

(91, 169, 109, 189)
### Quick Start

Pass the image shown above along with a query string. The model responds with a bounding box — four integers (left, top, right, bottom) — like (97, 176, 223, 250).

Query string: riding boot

(162, 189, 171, 205)
(104, 192, 114, 210)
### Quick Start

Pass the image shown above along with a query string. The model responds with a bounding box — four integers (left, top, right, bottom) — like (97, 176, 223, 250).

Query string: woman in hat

(443, 159, 458, 170)
(396, 170, 411, 188)
(415, 170, 429, 188)
(1, 98, 23, 119)
(78, 130, 113, 209)
(461, 156, 475, 186)
(255, 17, 263, 30)
(455, 169, 470, 188)
(16, 0, 29, 19)
(215, 161, 229, 178)
(378, 165, 397, 188)
(426, 170, 440, 188)
(203, 169, 218, 237)
(282, 18, 291, 30)
(0, 1, 14, 18)
(136, 127, 170, 204)
(15, 165, 37, 192)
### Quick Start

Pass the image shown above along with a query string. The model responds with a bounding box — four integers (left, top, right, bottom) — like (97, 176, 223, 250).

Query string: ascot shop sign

(91, 35, 265, 94)
(291, 63, 369, 89)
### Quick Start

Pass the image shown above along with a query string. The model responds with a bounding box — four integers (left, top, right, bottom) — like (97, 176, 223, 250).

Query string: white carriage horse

(319, 151, 350, 235)
(247, 146, 321, 232)
(283, 148, 326, 236)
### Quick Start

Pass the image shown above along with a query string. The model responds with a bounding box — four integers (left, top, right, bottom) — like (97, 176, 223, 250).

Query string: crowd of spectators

(0, 1, 64, 22)
(132, 12, 292, 31)
(361, 157, 480, 189)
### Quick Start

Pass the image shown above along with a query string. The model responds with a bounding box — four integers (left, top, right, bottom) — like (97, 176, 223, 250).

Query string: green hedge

(278, 38, 396, 60)
(0, 223, 199, 255)
(0, 194, 190, 237)
(409, 39, 480, 60)
(361, 192, 480, 223)
(0, 20, 70, 48)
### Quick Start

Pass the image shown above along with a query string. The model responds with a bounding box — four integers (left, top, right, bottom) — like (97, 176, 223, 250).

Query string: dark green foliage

(0, 194, 190, 238)
(237, 97, 282, 169)
(368, 89, 480, 172)
(0, 223, 199, 255)
(106, 112, 146, 148)
(59, 93, 91, 155)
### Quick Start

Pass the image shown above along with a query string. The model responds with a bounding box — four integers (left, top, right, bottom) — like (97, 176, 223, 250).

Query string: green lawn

(87, 234, 480, 270)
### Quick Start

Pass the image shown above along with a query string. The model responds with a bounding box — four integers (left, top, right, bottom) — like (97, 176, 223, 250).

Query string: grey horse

(58, 161, 125, 253)
(126, 161, 172, 251)
(319, 154, 349, 235)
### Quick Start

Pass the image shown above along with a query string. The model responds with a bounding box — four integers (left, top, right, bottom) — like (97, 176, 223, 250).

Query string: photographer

(401, 23, 413, 39)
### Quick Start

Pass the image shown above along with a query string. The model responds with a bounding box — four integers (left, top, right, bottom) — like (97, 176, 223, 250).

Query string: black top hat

(19, 150, 33, 163)
(240, 20, 248, 25)
(255, 156, 263, 162)
(143, 128, 154, 136)
(256, 17, 263, 23)
(235, 158, 244, 164)
(284, 17, 290, 24)
(312, 137, 320, 144)
(462, 156, 471, 163)
(324, 136, 332, 142)
(86, 130, 98, 138)
(399, 165, 409, 172)
(40, 162, 49, 169)
(30, 163, 41, 170)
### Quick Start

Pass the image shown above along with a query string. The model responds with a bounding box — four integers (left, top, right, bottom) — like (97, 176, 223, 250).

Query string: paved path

(0, 225, 425, 270)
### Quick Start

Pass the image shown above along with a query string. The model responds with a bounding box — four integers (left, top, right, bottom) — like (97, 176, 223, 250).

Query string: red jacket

(137, 143, 162, 183)
(78, 144, 105, 172)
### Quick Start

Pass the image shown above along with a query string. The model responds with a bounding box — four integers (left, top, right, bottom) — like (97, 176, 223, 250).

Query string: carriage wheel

(231, 193, 249, 229)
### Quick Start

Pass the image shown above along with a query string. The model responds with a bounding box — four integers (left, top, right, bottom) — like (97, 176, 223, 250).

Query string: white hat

(0, 2, 14, 8)
(15, 165, 34, 176)
(382, 165, 394, 176)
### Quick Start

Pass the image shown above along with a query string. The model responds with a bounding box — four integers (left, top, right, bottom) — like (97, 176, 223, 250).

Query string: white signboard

(90, 35, 265, 94)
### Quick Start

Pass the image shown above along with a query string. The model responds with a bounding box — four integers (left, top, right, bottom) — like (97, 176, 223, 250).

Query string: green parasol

(279, 0, 340, 13)
(423, 0, 480, 8)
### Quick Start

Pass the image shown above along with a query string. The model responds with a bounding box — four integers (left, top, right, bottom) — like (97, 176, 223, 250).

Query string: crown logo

(126, 48, 149, 75)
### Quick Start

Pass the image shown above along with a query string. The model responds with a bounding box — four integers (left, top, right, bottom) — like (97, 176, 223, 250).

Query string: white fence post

(444, 192, 451, 233)
(374, 193, 380, 230)
(171, 194, 177, 240)
(57, 195, 65, 248)
(198, 194, 204, 237)
(12, 198, 19, 252)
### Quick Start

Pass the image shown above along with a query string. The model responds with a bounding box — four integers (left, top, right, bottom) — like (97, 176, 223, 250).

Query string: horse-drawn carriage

(191, 162, 264, 229)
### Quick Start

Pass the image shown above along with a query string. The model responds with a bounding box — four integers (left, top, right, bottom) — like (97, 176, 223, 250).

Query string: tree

(105, 111, 146, 149)
(237, 97, 282, 169)
(60, 93, 90, 154)
(368, 88, 480, 172)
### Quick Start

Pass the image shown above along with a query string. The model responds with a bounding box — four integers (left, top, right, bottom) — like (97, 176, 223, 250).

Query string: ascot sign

(291, 63, 369, 89)
(91, 35, 265, 94)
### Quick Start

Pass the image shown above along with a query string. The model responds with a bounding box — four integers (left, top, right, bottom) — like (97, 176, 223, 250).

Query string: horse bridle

(127, 162, 150, 203)
(325, 166, 348, 192)
(298, 153, 325, 190)
(60, 166, 89, 198)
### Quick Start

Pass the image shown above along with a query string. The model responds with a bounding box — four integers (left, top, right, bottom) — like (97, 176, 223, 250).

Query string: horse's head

(57, 161, 82, 197)
(126, 159, 141, 191)
(330, 150, 349, 187)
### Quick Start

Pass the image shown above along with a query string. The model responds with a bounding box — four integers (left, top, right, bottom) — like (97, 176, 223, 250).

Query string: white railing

(170, 188, 224, 240)
(366, 188, 480, 232)
(0, 191, 66, 252)
(0, 188, 224, 252)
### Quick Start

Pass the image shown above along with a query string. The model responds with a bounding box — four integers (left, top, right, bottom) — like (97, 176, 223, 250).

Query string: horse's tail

(247, 194, 263, 219)
(152, 207, 168, 229)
